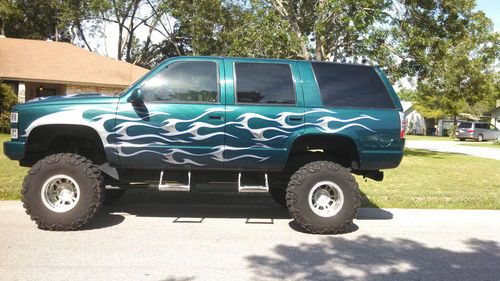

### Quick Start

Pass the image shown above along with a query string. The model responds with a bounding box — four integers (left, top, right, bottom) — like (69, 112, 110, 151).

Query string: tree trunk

(315, 35, 323, 61)
(117, 26, 123, 60)
(0, 17, 5, 36)
(76, 23, 92, 51)
(125, 0, 140, 62)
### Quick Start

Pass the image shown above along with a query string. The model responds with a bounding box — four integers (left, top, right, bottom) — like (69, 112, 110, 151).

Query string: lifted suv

(4, 57, 405, 234)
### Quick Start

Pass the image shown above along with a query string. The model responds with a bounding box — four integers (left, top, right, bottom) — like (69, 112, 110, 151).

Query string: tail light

(467, 129, 475, 133)
(399, 111, 406, 139)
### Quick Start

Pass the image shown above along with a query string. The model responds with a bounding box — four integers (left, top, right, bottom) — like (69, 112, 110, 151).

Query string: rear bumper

(455, 132, 475, 139)
(359, 150, 404, 170)
(3, 141, 26, 161)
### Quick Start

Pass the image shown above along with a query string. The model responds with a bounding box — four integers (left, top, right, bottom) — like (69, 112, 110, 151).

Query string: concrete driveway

(1, 196, 499, 281)
(406, 140, 500, 160)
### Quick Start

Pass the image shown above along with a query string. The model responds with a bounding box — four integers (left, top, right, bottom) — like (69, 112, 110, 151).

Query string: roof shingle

(0, 37, 148, 87)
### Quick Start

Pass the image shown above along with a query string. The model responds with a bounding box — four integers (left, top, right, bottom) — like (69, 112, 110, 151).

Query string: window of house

(141, 61, 218, 103)
(235, 62, 295, 104)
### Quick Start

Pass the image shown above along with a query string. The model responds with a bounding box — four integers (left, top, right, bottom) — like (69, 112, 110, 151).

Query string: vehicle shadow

(83, 189, 393, 232)
(246, 236, 500, 280)
(404, 149, 445, 159)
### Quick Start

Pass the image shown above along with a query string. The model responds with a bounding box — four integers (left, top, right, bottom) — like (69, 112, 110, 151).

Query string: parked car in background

(455, 122, 500, 141)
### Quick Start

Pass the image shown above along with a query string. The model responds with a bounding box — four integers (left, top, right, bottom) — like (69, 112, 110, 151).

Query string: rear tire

(477, 134, 484, 142)
(21, 153, 105, 231)
(286, 161, 360, 234)
(458, 138, 465, 141)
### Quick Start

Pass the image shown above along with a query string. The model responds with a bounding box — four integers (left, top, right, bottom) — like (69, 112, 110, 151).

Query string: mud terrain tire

(21, 153, 105, 231)
(286, 161, 360, 234)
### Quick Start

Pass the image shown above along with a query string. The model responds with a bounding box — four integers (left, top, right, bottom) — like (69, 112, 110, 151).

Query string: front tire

(286, 161, 360, 234)
(21, 153, 105, 231)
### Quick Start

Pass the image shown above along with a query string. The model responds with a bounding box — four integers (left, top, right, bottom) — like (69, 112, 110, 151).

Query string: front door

(115, 58, 226, 169)
(223, 59, 305, 170)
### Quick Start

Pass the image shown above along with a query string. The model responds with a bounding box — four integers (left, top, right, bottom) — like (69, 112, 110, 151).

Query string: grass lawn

(460, 142, 500, 149)
(405, 135, 454, 141)
(357, 149, 500, 209)
(0, 134, 28, 200)
(1, 134, 499, 209)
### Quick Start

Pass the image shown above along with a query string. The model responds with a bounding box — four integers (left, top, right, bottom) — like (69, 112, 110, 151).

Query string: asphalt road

(406, 140, 500, 160)
(1, 198, 499, 281)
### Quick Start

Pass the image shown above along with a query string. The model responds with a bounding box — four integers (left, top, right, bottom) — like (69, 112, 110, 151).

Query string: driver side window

(141, 61, 218, 103)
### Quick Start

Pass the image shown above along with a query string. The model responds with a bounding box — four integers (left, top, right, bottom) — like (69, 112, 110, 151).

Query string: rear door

(457, 122, 472, 138)
(223, 59, 304, 170)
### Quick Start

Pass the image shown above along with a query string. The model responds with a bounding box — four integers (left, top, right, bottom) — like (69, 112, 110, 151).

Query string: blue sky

(476, 0, 500, 31)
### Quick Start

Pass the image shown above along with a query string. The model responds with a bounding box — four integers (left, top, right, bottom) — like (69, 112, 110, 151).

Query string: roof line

(1, 77, 130, 88)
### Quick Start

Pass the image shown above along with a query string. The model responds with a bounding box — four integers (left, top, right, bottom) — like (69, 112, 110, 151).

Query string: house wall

(405, 109, 426, 135)
(24, 82, 66, 101)
(491, 110, 500, 128)
(66, 84, 124, 95)
(9, 81, 127, 102)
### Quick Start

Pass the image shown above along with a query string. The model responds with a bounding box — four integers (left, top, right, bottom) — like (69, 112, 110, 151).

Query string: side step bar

(238, 172, 269, 193)
(157, 171, 191, 192)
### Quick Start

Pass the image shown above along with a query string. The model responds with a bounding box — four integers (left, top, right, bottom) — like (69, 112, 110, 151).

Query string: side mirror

(127, 88, 143, 104)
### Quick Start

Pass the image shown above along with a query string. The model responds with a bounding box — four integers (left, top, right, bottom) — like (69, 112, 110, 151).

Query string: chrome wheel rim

(41, 175, 80, 213)
(308, 181, 344, 217)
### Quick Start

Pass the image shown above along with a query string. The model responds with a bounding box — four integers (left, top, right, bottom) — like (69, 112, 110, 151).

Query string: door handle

(208, 113, 224, 120)
(287, 116, 303, 122)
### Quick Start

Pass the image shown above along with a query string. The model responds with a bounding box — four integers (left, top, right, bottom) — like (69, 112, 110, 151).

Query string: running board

(238, 173, 269, 193)
(157, 171, 191, 192)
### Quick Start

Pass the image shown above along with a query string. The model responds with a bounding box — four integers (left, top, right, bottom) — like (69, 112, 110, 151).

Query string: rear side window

(476, 123, 488, 129)
(458, 122, 472, 129)
(312, 63, 395, 109)
(235, 62, 295, 104)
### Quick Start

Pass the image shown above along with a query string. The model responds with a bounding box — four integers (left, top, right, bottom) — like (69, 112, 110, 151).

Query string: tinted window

(235, 63, 295, 104)
(312, 63, 395, 109)
(141, 61, 218, 103)
(475, 123, 487, 129)
(458, 122, 472, 128)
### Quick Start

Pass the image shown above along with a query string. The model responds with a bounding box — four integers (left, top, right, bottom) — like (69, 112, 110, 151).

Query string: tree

(264, 0, 391, 61)
(0, 82, 17, 133)
(1, 0, 69, 41)
(225, 2, 303, 59)
(389, 0, 500, 120)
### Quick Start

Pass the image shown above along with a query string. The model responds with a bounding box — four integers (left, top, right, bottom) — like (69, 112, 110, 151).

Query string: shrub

(0, 82, 18, 133)
(447, 124, 457, 139)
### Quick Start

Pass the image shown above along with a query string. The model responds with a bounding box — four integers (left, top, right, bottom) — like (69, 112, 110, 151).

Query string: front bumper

(3, 141, 26, 161)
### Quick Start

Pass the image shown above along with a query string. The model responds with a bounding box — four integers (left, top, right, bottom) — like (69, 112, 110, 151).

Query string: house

(0, 37, 148, 103)
(401, 101, 426, 135)
(486, 100, 500, 128)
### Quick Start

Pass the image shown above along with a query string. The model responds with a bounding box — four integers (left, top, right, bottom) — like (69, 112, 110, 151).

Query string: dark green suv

(4, 56, 405, 233)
